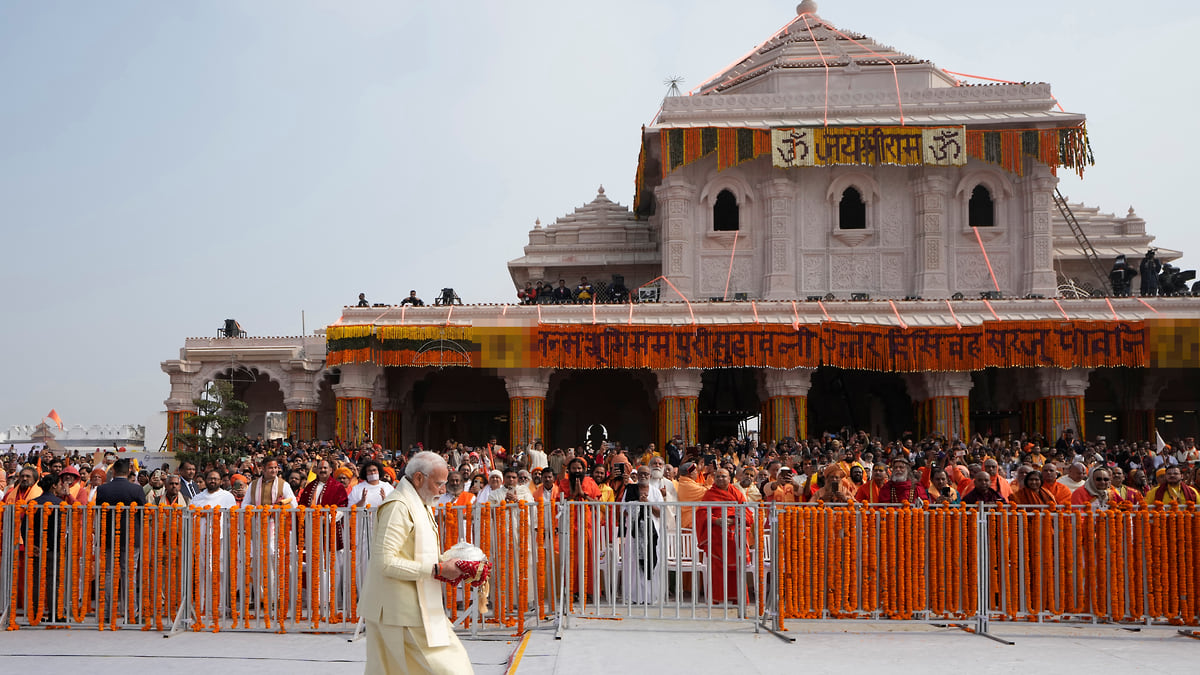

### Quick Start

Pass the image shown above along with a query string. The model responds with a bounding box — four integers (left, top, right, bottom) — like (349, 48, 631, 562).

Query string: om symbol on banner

(771, 128, 815, 168)
(921, 128, 966, 166)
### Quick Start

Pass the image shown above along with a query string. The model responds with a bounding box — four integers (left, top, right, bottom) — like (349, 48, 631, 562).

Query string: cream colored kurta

(359, 477, 472, 675)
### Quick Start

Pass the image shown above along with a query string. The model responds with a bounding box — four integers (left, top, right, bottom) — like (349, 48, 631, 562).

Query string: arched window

(968, 185, 994, 227)
(713, 189, 739, 231)
(838, 187, 866, 230)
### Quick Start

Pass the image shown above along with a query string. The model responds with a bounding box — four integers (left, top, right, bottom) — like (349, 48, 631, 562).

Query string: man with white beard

(360, 451, 472, 674)
(647, 455, 678, 501)
(646, 455, 677, 525)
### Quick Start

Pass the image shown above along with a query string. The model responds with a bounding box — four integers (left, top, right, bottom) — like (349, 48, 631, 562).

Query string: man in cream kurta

(359, 451, 472, 675)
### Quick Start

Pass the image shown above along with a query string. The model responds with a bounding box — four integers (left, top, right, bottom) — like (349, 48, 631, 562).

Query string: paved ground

(0, 629, 517, 674)
(512, 619, 1200, 675)
(2, 620, 1197, 674)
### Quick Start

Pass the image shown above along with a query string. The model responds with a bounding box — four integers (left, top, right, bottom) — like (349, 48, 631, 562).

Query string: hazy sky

(2, 0, 1196, 429)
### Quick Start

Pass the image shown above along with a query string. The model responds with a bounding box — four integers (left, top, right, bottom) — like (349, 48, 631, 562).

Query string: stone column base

(287, 410, 318, 442)
(509, 396, 545, 453)
(916, 396, 969, 441)
(371, 410, 401, 451)
(336, 397, 372, 445)
(1037, 395, 1084, 442)
(165, 409, 196, 452)
(658, 396, 698, 451)
(763, 395, 807, 443)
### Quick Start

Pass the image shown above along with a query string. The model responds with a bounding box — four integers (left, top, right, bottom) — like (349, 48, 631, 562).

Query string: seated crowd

(5, 427, 1199, 512)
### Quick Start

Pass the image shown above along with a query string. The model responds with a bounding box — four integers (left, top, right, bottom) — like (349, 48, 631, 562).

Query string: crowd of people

(3, 427, 1200, 622)
(5, 427, 1200, 513)
(517, 275, 632, 304)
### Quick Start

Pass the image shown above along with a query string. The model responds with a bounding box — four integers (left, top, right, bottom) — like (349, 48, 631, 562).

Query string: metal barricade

(553, 501, 772, 632)
(3, 501, 1198, 637)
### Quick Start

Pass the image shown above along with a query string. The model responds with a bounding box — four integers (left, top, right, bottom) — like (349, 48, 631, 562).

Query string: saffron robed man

(359, 451, 473, 675)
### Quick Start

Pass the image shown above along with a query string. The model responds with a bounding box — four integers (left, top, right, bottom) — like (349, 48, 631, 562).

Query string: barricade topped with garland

(3, 500, 1199, 634)
(326, 320, 1148, 371)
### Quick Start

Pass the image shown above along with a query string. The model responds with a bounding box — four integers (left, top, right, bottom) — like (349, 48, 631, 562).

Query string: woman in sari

(1011, 469, 1058, 506)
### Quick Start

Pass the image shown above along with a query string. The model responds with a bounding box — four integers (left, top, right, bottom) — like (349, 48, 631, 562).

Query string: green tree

(175, 380, 249, 453)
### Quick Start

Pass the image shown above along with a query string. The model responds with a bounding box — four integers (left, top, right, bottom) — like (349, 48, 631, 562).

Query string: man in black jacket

(95, 458, 145, 623)
(95, 458, 146, 506)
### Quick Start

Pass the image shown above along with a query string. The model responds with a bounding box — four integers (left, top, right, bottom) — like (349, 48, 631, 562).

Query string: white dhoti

(364, 618, 473, 675)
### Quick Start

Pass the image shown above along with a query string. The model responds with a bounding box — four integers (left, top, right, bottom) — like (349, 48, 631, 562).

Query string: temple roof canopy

(654, 1, 1084, 131)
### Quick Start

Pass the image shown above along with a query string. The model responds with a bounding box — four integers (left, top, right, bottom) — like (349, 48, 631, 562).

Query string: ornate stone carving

(955, 254, 993, 289)
(669, 242, 685, 274)
(1032, 212, 1050, 233)
(1035, 237, 1052, 267)
(831, 254, 877, 290)
(654, 369, 703, 399)
(881, 255, 903, 290)
(923, 213, 940, 234)
(701, 257, 751, 294)
(803, 254, 825, 288)
(772, 241, 788, 272)
(1035, 368, 1092, 397)
(925, 239, 940, 269)
(762, 368, 815, 397)
(500, 368, 553, 398)
(920, 371, 974, 398)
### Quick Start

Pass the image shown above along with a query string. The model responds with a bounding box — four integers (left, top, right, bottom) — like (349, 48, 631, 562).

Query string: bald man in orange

(1040, 462, 1073, 505)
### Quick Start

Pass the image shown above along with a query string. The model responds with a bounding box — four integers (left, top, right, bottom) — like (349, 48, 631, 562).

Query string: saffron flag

(47, 409, 63, 430)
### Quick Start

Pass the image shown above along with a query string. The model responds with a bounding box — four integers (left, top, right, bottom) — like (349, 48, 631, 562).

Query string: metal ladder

(1053, 188, 1110, 295)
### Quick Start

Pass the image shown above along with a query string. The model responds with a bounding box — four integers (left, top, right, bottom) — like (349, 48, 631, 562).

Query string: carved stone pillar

(762, 177, 796, 300)
(1022, 167, 1058, 297)
(500, 368, 553, 453)
(370, 373, 401, 451)
(911, 173, 950, 298)
(283, 359, 322, 442)
(1031, 368, 1091, 441)
(333, 363, 380, 445)
(655, 181, 697, 299)
(655, 369, 703, 450)
(162, 359, 201, 452)
(908, 371, 973, 441)
(761, 368, 814, 442)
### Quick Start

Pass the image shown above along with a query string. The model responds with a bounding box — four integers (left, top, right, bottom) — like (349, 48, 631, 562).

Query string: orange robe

(1070, 485, 1119, 506)
(1044, 481, 1073, 505)
(556, 477, 601, 598)
(695, 485, 748, 604)
(676, 477, 708, 530)
(855, 481, 887, 503)
(1011, 487, 1058, 506)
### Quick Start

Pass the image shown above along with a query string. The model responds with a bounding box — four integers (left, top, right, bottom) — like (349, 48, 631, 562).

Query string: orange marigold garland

(518, 501, 529, 635)
(191, 507, 202, 631)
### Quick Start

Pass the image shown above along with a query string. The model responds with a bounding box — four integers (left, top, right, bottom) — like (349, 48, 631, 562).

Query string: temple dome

(507, 186, 660, 290)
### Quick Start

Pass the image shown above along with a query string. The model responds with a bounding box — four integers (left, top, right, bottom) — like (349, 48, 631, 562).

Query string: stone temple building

(162, 2, 1199, 454)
